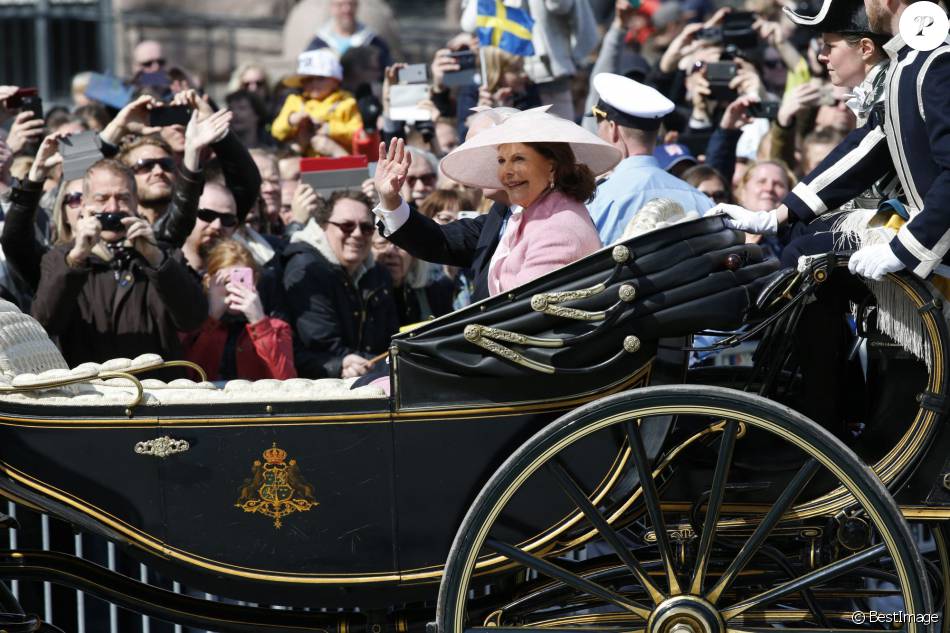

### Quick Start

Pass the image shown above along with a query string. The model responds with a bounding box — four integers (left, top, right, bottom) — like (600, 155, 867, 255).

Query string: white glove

(706, 203, 779, 236)
(848, 243, 905, 280)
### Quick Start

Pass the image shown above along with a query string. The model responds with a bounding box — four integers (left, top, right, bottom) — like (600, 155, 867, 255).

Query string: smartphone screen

(229, 267, 254, 289)
(21, 95, 43, 120)
(148, 105, 191, 127)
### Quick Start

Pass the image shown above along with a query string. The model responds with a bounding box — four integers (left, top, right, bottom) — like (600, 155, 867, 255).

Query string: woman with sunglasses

(283, 190, 399, 379)
(226, 63, 272, 112)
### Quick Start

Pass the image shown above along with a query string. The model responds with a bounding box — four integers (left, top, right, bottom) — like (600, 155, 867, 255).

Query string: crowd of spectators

(0, 0, 893, 383)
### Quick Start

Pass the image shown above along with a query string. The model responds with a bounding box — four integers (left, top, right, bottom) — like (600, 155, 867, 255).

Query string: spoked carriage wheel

(438, 385, 933, 633)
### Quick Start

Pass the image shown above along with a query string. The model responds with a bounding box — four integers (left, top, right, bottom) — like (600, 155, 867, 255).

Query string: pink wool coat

(487, 189, 603, 296)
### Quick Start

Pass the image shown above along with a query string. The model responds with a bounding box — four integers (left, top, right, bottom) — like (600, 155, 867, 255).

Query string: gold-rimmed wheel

(437, 386, 932, 633)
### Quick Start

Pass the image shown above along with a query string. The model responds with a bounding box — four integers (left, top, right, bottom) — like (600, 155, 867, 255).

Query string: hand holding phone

(225, 267, 265, 324)
(746, 101, 780, 119)
(443, 50, 479, 88)
(148, 105, 191, 127)
(397, 64, 429, 84)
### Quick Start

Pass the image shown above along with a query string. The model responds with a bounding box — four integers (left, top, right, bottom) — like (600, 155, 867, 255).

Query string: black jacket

(0, 179, 47, 299)
(31, 243, 208, 368)
(282, 223, 399, 378)
(381, 201, 509, 302)
(392, 274, 455, 326)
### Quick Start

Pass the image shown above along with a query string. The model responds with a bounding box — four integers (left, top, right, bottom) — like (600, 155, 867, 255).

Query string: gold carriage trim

(235, 443, 318, 528)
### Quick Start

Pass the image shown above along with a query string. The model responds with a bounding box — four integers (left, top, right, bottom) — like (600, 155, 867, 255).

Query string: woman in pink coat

(373, 107, 621, 296)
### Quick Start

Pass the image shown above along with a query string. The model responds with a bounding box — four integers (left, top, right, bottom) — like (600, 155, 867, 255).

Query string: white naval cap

(590, 73, 675, 131)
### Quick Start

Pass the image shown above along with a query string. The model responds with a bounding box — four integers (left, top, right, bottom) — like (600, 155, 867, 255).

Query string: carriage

(0, 215, 946, 633)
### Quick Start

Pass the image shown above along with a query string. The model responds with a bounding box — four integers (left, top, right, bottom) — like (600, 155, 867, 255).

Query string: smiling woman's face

(496, 143, 554, 208)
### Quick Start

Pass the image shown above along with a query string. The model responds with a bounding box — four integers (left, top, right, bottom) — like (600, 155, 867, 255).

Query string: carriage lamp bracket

(916, 390, 950, 414)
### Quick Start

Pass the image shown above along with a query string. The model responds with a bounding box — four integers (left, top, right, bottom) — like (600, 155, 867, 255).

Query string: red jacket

(183, 317, 297, 381)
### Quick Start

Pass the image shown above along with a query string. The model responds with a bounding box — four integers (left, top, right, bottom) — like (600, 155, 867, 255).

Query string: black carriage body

(1, 397, 639, 606)
(0, 218, 782, 610)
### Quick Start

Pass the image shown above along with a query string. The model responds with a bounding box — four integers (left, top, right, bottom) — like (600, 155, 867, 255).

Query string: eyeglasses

(131, 157, 175, 175)
(139, 58, 166, 70)
(327, 219, 375, 235)
(762, 58, 783, 69)
(406, 174, 437, 187)
(197, 208, 239, 227)
(242, 80, 265, 89)
(64, 192, 83, 208)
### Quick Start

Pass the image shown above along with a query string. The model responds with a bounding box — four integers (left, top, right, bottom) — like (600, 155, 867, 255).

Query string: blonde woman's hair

(203, 239, 260, 290)
(481, 46, 523, 93)
(227, 63, 272, 96)
(52, 179, 83, 245)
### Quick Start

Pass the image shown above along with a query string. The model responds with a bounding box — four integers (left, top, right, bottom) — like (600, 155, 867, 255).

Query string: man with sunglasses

(182, 183, 240, 274)
(133, 40, 166, 74)
(31, 158, 207, 371)
(400, 147, 438, 207)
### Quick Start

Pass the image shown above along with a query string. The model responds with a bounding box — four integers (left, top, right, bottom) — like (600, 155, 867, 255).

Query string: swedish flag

(476, 0, 535, 57)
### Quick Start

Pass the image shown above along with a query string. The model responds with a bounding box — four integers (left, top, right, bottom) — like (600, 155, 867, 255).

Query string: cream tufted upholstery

(0, 300, 69, 379)
(0, 300, 386, 406)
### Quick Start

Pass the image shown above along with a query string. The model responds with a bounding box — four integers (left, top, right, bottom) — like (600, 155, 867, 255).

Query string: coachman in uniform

(716, 0, 950, 282)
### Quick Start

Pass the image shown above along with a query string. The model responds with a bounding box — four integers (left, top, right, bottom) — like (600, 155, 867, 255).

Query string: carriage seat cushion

(0, 374, 385, 406)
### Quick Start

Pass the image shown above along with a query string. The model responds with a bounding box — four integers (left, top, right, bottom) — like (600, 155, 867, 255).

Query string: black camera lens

(97, 212, 129, 232)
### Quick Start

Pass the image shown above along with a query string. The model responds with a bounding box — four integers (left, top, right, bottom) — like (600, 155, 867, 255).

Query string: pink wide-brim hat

(439, 107, 623, 189)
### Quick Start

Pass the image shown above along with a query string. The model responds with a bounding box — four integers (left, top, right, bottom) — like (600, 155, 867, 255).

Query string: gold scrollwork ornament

(235, 443, 318, 528)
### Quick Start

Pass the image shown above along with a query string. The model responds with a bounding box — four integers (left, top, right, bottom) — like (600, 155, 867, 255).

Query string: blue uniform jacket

(588, 155, 714, 245)
(783, 34, 950, 278)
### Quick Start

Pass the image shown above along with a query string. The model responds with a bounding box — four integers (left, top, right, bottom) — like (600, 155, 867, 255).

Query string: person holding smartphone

(182, 239, 296, 382)
(30, 159, 207, 371)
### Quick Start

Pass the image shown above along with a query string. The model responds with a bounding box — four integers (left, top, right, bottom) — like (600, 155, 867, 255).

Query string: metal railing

(4, 499, 285, 633)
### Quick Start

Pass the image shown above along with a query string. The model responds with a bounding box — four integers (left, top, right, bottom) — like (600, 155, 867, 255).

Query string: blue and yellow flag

(476, 0, 535, 57)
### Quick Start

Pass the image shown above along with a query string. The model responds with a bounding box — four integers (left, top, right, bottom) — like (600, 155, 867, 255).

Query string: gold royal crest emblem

(235, 443, 318, 528)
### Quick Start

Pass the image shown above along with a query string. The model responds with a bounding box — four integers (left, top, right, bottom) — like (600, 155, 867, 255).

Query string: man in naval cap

(587, 73, 714, 245)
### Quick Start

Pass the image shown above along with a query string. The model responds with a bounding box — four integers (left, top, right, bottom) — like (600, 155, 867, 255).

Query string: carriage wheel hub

(648, 596, 724, 633)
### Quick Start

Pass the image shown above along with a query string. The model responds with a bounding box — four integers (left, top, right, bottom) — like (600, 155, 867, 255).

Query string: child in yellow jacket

(272, 49, 363, 156)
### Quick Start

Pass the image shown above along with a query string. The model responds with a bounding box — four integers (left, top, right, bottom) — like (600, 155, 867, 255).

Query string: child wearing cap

(271, 49, 363, 156)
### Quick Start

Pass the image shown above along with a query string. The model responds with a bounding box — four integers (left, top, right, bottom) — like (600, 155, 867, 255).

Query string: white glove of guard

(706, 203, 779, 236)
(848, 243, 905, 280)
